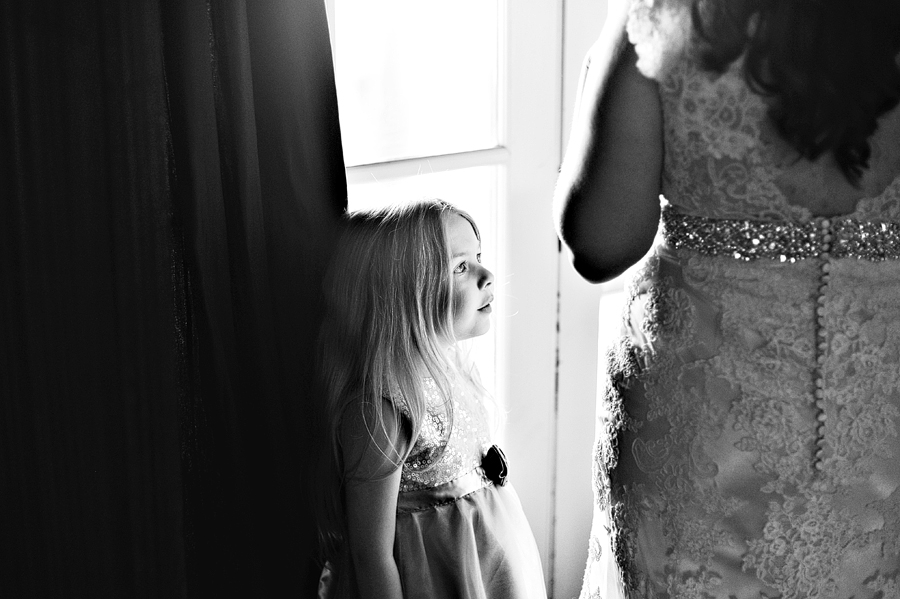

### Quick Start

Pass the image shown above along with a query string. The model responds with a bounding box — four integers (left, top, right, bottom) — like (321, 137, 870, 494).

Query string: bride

(554, 0, 900, 596)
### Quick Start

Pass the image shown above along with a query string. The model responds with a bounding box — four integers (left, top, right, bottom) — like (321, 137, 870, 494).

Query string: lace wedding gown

(581, 3, 900, 598)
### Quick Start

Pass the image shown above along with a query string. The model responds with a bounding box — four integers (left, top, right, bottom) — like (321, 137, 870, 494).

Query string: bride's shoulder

(625, 0, 695, 81)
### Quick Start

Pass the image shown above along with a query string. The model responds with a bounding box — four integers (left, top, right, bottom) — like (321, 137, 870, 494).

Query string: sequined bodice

(399, 378, 491, 493)
(579, 4, 900, 598)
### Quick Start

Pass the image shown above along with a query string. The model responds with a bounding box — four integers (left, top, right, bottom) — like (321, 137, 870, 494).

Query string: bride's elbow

(562, 228, 656, 284)
(566, 250, 638, 284)
(554, 184, 661, 283)
(569, 255, 622, 284)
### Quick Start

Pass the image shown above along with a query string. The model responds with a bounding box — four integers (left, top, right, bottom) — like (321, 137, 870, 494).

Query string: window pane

(347, 167, 500, 397)
(334, 0, 501, 166)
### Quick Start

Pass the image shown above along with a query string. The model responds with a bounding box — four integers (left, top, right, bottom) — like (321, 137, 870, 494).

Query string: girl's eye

(454, 261, 468, 274)
(476, 253, 482, 264)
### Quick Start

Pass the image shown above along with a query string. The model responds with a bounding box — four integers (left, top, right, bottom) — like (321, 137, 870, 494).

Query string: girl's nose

(478, 265, 494, 289)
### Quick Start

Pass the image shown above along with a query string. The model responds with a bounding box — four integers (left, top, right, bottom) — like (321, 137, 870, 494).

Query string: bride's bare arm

(553, 1, 664, 283)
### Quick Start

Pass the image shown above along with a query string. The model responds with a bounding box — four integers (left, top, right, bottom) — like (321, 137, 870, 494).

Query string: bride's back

(629, 0, 900, 220)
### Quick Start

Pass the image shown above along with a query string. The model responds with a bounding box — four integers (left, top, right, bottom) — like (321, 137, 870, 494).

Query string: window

(332, 0, 501, 167)
(325, 2, 608, 595)
(329, 0, 505, 396)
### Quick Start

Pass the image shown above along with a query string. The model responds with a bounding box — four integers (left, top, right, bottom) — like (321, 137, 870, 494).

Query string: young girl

(316, 199, 546, 599)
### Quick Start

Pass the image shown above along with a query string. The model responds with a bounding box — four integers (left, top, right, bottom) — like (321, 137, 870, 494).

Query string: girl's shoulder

(338, 393, 413, 481)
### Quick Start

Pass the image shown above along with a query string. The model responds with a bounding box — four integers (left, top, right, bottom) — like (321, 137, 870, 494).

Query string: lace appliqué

(587, 534, 603, 562)
(855, 178, 900, 221)
(676, 254, 900, 596)
(867, 573, 900, 597)
(659, 59, 805, 223)
(593, 337, 642, 513)
(590, 335, 643, 596)
(743, 493, 858, 599)
(658, 52, 900, 224)
(590, 256, 708, 595)
(587, 247, 900, 597)
(626, 0, 694, 81)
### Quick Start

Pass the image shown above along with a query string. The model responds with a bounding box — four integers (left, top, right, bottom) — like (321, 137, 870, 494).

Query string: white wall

(502, 2, 620, 597)
(499, 2, 620, 596)
(551, 2, 611, 598)
(498, 0, 562, 588)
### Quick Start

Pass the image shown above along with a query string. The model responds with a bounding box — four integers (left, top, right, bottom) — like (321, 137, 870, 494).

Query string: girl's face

(446, 213, 494, 341)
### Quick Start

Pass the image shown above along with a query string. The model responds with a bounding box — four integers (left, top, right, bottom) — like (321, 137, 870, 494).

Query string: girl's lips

(478, 304, 492, 313)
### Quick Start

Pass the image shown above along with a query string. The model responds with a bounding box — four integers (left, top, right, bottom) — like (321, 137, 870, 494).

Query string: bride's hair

(691, 0, 900, 185)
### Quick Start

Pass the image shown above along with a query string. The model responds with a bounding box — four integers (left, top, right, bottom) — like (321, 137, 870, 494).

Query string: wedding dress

(581, 2, 900, 597)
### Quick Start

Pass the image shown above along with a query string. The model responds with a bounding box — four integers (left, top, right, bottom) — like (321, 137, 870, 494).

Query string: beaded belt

(661, 205, 900, 262)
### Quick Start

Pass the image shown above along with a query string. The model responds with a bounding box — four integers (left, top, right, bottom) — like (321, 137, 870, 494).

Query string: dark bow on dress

(481, 444, 509, 486)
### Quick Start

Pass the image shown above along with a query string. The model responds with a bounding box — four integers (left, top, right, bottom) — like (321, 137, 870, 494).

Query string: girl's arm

(553, 0, 664, 283)
(341, 400, 408, 599)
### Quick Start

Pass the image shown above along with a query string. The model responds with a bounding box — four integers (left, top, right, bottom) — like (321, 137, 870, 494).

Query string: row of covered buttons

(813, 218, 831, 472)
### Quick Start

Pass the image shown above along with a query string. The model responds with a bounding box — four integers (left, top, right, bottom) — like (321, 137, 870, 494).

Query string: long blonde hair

(314, 198, 485, 561)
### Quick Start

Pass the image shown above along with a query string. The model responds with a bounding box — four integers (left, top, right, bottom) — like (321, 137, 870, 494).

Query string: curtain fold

(1, 0, 346, 595)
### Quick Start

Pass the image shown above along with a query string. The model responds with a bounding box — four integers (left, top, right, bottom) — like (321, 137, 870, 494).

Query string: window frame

(323, 2, 612, 595)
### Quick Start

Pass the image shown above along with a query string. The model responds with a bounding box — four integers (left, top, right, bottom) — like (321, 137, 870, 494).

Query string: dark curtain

(1, 0, 346, 596)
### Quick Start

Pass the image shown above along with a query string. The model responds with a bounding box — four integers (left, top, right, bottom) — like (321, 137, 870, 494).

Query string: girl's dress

(581, 2, 900, 598)
(327, 377, 547, 599)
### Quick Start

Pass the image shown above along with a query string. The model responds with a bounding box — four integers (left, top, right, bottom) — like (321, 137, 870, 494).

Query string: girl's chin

(452, 324, 491, 343)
